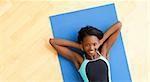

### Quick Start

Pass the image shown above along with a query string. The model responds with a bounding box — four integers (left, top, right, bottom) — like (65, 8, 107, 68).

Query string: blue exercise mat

(50, 3, 132, 82)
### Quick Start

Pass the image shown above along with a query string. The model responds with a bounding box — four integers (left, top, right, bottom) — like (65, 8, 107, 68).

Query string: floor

(0, 0, 149, 82)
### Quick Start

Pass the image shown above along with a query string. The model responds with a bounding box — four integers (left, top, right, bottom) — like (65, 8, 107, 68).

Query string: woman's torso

(78, 51, 111, 82)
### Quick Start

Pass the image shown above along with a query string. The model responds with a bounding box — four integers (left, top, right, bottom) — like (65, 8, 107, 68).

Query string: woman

(49, 21, 122, 82)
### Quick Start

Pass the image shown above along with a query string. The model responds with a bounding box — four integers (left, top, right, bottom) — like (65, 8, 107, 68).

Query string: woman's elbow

(49, 38, 55, 45)
(117, 21, 122, 30)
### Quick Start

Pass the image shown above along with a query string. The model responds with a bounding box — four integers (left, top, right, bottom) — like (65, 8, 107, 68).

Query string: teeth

(89, 51, 94, 53)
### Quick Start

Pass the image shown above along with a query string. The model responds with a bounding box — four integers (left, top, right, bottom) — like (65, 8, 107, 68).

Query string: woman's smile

(87, 50, 95, 55)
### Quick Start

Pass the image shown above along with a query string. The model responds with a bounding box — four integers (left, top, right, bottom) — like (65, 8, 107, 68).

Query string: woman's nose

(89, 45, 94, 50)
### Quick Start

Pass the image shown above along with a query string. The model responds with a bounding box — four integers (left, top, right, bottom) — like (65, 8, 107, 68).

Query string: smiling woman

(78, 26, 103, 60)
(49, 21, 121, 82)
(0, 1, 148, 82)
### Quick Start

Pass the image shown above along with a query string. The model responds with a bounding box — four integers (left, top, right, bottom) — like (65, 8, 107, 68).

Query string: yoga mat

(50, 3, 132, 82)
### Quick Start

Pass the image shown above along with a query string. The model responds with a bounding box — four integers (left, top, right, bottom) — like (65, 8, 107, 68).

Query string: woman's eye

(85, 44, 90, 47)
(93, 43, 97, 46)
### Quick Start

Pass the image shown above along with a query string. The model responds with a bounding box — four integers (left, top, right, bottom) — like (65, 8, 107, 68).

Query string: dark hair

(78, 25, 103, 43)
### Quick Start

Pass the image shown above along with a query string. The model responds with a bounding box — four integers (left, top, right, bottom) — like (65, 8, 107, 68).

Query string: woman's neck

(86, 53, 99, 60)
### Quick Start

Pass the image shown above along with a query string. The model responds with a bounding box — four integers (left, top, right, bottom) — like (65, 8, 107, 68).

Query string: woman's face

(81, 35, 101, 57)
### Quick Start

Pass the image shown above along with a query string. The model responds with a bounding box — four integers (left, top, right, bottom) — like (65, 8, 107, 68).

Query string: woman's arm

(100, 21, 122, 59)
(49, 38, 83, 50)
(49, 38, 83, 69)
